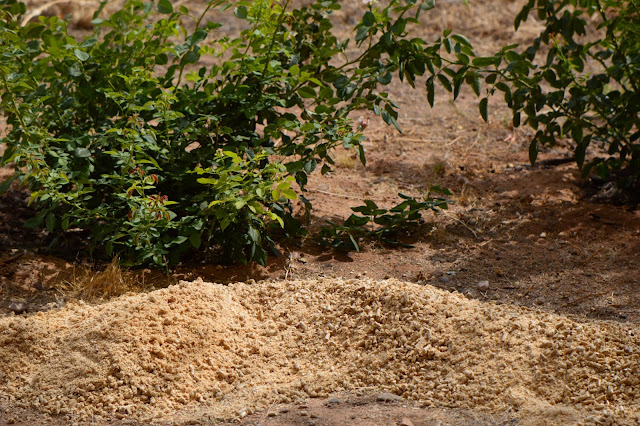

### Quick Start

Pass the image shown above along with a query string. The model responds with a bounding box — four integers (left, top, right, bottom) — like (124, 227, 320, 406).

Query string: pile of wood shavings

(0, 278, 638, 423)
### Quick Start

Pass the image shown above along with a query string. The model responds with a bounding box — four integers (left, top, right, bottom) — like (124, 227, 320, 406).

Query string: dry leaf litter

(0, 278, 638, 423)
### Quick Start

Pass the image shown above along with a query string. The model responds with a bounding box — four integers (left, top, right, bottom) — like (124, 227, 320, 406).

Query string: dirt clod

(377, 393, 404, 403)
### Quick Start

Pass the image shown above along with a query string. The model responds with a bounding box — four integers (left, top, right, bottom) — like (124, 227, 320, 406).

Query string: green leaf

(234, 5, 247, 19)
(46, 213, 56, 232)
(74, 148, 91, 158)
(469, 74, 481, 96)
(363, 11, 375, 26)
(298, 86, 316, 98)
(472, 56, 498, 67)
(74, 49, 89, 62)
(157, 0, 173, 14)
(0, 176, 17, 194)
(247, 227, 260, 242)
(190, 232, 202, 249)
(529, 140, 539, 165)
(421, 0, 435, 11)
(571, 125, 583, 143)
(349, 233, 360, 252)
(575, 141, 588, 169)
(426, 78, 435, 107)
(377, 72, 392, 85)
(479, 97, 489, 122)
(281, 189, 297, 200)
(355, 26, 370, 42)
(436, 74, 452, 92)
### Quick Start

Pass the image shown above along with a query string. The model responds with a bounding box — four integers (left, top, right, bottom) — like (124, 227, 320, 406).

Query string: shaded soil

(1, 0, 640, 424)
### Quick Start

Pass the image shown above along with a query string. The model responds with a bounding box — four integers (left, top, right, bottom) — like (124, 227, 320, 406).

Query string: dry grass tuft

(69, 258, 144, 301)
(335, 151, 356, 169)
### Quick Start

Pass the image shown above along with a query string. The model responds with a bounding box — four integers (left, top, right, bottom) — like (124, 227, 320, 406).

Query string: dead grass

(67, 258, 146, 301)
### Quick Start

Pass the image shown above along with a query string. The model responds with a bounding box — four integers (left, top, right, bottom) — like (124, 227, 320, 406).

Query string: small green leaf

(348, 234, 360, 252)
(479, 97, 489, 122)
(46, 213, 56, 232)
(472, 56, 498, 67)
(74, 148, 91, 158)
(190, 232, 202, 249)
(298, 86, 316, 98)
(247, 227, 260, 242)
(362, 11, 375, 26)
(426, 78, 435, 107)
(377, 72, 392, 85)
(355, 26, 370, 42)
(436, 74, 452, 92)
(529, 140, 539, 165)
(575, 141, 588, 169)
(0, 176, 17, 194)
(74, 49, 89, 62)
(470, 75, 481, 96)
(234, 5, 247, 19)
(281, 189, 297, 200)
(157, 0, 173, 14)
(421, 0, 435, 11)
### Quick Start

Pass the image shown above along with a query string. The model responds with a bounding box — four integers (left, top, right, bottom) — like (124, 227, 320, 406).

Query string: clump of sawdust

(0, 278, 638, 423)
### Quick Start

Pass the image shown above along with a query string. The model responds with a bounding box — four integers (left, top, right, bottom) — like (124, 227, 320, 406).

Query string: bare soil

(1, 0, 639, 425)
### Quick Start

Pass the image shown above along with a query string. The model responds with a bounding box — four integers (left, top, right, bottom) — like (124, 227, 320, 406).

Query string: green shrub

(318, 186, 452, 252)
(0, 0, 482, 268)
(484, 0, 640, 189)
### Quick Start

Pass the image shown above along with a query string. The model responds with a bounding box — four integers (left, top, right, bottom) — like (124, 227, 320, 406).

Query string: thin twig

(0, 252, 24, 265)
(581, 247, 603, 264)
(308, 188, 386, 202)
(440, 210, 479, 238)
(522, 282, 535, 297)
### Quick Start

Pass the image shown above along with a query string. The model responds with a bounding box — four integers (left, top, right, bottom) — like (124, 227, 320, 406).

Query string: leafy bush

(318, 186, 451, 252)
(483, 0, 640, 189)
(0, 0, 483, 268)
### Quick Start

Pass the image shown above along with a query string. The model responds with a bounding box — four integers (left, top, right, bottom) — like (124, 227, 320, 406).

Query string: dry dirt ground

(1, 0, 640, 425)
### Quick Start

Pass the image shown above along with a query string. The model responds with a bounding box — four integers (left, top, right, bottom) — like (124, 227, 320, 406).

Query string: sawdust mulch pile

(0, 278, 638, 423)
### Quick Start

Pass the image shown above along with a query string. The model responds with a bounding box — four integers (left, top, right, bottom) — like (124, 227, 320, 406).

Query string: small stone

(327, 397, 341, 404)
(540, 232, 547, 238)
(376, 392, 403, 402)
(237, 408, 247, 418)
(299, 257, 308, 264)
(477, 280, 489, 290)
(280, 408, 290, 414)
(446, 271, 456, 276)
(400, 418, 415, 426)
(299, 410, 309, 417)
(267, 412, 277, 417)
(439, 275, 450, 283)
(7, 302, 27, 315)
